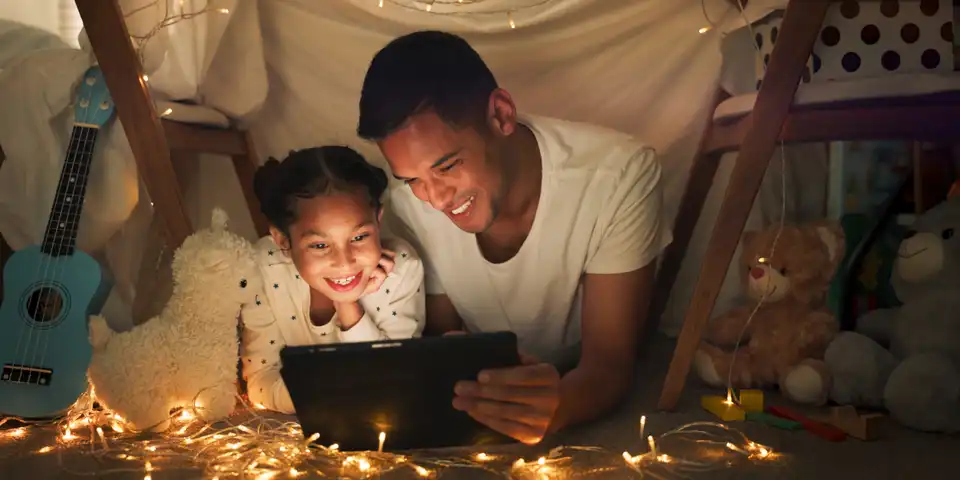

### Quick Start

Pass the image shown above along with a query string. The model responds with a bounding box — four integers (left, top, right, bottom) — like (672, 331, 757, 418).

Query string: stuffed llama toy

(694, 221, 844, 405)
(802, 196, 960, 432)
(87, 208, 261, 431)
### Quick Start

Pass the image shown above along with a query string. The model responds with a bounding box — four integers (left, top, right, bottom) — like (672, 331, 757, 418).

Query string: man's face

(379, 110, 506, 234)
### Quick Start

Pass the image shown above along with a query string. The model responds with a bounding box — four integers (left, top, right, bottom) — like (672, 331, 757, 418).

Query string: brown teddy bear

(693, 221, 845, 405)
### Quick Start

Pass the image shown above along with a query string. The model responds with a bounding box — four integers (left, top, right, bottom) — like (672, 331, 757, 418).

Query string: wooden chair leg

(645, 90, 728, 344)
(657, 1, 829, 410)
(131, 214, 173, 325)
(76, 0, 193, 250)
(646, 151, 723, 342)
(232, 133, 269, 237)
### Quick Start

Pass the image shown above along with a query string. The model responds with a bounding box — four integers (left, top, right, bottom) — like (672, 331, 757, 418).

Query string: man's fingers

(454, 397, 552, 428)
(519, 352, 539, 365)
(478, 363, 560, 387)
(465, 410, 545, 445)
(455, 381, 555, 406)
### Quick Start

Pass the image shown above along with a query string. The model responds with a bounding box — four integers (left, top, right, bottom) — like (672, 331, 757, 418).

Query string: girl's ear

(377, 205, 384, 224)
(269, 226, 290, 251)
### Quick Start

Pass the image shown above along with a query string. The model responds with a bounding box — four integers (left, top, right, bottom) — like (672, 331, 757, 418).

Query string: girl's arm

(338, 239, 426, 342)
(240, 287, 295, 414)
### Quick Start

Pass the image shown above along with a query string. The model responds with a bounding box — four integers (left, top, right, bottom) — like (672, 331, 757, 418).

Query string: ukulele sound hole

(26, 287, 64, 324)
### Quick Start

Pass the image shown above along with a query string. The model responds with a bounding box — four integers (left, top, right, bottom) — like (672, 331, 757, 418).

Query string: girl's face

(272, 190, 383, 304)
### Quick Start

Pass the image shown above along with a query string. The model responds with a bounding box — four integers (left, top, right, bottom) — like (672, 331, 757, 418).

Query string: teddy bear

(800, 196, 960, 432)
(86, 208, 261, 431)
(693, 221, 845, 405)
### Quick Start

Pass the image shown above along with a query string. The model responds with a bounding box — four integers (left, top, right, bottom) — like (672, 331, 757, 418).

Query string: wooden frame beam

(657, 0, 831, 410)
(163, 120, 248, 156)
(75, 0, 193, 250)
(706, 94, 960, 155)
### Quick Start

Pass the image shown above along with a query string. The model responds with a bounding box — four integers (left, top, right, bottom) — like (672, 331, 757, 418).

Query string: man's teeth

(330, 275, 356, 285)
(452, 196, 474, 215)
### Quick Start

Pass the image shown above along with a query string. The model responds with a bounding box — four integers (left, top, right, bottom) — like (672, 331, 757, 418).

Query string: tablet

(279, 331, 521, 452)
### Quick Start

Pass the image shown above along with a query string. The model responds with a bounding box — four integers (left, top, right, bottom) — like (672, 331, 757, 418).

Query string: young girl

(240, 146, 425, 414)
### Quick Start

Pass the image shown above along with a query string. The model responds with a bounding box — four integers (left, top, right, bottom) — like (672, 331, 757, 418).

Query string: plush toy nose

(750, 267, 765, 279)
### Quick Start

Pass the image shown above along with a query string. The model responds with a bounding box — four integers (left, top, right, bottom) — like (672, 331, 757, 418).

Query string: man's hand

(452, 353, 560, 445)
(361, 248, 396, 296)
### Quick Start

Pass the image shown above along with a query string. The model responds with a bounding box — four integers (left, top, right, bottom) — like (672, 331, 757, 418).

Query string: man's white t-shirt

(386, 114, 672, 365)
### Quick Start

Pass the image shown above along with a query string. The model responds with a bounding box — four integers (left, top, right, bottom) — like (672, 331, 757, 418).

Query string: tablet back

(279, 331, 520, 452)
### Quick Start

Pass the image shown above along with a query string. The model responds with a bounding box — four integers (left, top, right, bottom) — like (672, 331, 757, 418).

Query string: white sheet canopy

(0, 0, 827, 333)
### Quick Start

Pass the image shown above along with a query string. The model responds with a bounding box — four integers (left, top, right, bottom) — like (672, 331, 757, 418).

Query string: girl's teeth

(452, 197, 473, 215)
(332, 275, 356, 285)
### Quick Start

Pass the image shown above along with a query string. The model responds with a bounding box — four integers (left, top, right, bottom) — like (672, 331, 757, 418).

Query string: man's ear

(269, 226, 290, 251)
(486, 88, 517, 137)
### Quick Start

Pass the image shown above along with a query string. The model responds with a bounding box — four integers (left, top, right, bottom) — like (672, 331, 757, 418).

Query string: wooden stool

(75, 0, 269, 319)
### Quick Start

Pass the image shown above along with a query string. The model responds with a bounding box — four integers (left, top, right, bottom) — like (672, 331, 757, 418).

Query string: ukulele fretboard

(40, 125, 99, 257)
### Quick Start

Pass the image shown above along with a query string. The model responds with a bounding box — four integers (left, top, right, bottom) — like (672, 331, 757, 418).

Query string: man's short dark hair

(357, 30, 499, 141)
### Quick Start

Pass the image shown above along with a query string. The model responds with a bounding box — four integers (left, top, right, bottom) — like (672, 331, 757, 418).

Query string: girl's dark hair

(252, 146, 388, 234)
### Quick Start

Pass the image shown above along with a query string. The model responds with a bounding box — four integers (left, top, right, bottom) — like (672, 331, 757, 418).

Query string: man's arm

(549, 264, 655, 431)
(424, 294, 463, 336)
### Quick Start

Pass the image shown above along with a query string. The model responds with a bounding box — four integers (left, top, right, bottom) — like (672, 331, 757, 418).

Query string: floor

(1, 335, 958, 479)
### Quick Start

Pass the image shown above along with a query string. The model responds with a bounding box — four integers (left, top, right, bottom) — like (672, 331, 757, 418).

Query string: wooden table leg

(657, 1, 830, 410)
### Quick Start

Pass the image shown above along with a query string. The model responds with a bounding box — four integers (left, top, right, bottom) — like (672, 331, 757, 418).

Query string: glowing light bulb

(699, 26, 711, 34)
(161, 108, 173, 117)
(508, 12, 515, 28)
(378, 0, 383, 6)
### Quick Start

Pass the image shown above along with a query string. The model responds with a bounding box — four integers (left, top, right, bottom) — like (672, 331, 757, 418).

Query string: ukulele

(0, 66, 115, 419)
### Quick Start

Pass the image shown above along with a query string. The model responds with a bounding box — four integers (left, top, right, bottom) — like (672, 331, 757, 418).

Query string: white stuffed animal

(87, 208, 261, 431)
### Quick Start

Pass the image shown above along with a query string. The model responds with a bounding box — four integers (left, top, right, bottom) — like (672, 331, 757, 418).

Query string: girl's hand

(362, 249, 396, 296)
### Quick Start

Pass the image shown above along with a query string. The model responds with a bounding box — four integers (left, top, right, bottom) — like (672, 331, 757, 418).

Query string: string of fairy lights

(0, 385, 777, 479)
(0, 1, 791, 478)
(377, 0, 555, 29)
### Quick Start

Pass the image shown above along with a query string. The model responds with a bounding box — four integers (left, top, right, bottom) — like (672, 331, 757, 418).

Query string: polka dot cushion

(751, 0, 955, 91)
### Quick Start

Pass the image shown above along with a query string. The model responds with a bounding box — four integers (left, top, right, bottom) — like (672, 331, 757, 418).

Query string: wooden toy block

(815, 406, 888, 441)
(746, 411, 802, 430)
(701, 395, 745, 421)
(768, 405, 846, 442)
(739, 389, 764, 412)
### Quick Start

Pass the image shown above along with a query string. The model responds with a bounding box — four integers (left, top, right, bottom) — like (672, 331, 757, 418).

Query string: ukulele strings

(9, 103, 93, 386)
(35, 124, 98, 387)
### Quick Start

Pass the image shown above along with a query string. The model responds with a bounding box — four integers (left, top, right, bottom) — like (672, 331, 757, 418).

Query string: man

(357, 31, 671, 445)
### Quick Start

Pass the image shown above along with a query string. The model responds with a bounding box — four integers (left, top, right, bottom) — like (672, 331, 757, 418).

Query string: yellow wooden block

(701, 395, 745, 421)
(739, 389, 764, 412)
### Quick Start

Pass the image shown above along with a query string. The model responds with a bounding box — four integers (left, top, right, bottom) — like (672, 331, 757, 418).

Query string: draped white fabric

(0, 0, 827, 334)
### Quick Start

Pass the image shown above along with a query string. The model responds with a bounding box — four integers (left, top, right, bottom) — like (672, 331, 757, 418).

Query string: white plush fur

(87, 208, 261, 431)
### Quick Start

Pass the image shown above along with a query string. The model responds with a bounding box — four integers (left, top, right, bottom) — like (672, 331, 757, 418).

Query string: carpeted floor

(1, 335, 957, 479)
